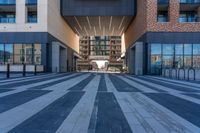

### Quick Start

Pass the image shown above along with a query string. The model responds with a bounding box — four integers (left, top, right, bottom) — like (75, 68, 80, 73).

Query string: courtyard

(0, 72, 199, 133)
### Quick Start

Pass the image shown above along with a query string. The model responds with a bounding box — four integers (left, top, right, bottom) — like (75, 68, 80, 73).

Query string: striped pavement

(0, 72, 200, 133)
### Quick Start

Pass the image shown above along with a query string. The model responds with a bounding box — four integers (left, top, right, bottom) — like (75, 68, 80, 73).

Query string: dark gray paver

(0, 89, 14, 93)
(69, 74, 95, 91)
(143, 93, 200, 128)
(125, 76, 166, 92)
(109, 74, 142, 92)
(148, 76, 200, 89)
(0, 73, 73, 88)
(183, 93, 200, 100)
(137, 76, 200, 93)
(88, 92, 132, 133)
(98, 74, 107, 92)
(9, 91, 85, 133)
(0, 90, 51, 113)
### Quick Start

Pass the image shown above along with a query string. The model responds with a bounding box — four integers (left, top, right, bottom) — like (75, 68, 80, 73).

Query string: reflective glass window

(34, 44, 41, 64)
(175, 44, 183, 55)
(193, 44, 200, 55)
(175, 56, 183, 68)
(163, 44, 174, 55)
(184, 56, 192, 68)
(0, 44, 4, 64)
(13, 44, 23, 64)
(163, 55, 173, 68)
(24, 44, 33, 64)
(5, 44, 13, 64)
(193, 56, 200, 68)
(184, 44, 192, 55)
(151, 44, 161, 55)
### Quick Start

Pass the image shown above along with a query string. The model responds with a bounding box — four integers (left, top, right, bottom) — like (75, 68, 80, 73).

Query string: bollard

(34, 65, 37, 75)
(7, 64, 10, 78)
(23, 64, 26, 77)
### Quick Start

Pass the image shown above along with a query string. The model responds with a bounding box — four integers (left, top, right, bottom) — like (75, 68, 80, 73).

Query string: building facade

(1, 0, 200, 78)
(0, 0, 79, 72)
(125, 0, 200, 78)
(77, 36, 122, 70)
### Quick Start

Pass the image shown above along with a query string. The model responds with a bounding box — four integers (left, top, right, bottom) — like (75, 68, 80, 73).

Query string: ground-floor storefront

(0, 32, 77, 73)
(126, 32, 200, 80)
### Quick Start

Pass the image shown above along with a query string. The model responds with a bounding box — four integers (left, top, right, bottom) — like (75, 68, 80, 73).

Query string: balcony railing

(0, 0, 15, 5)
(0, 17, 15, 23)
(179, 17, 199, 22)
(27, 17, 37, 23)
(158, 0, 169, 4)
(26, 0, 37, 5)
(180, 0, 200, 4)
(157, 16, 168, 22)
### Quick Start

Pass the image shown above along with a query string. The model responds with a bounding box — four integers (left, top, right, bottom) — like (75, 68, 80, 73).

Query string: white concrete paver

(0, 74, 90, 133)
(56, 75, 100, 133)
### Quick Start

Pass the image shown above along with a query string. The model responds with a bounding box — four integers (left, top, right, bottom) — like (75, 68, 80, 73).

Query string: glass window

(175, 44, 183, 55)
(175, 56, 183, 68)
(193, 44, 200, 55)
(163, 44, 174, 55)
(184, 56, 192, 68)
(151, 55, 161, 74)
(5, 44, 13, 64)
(184, 44, 192, 55)
(0, 44, 4, 64)
(14, 44, 23, 64)
(151, 44, 161, 55)
(193, 56, 200, 68)
(34, 44, 41, 64)
(163, 55, 173, 68)
(24, 44, 33, 64)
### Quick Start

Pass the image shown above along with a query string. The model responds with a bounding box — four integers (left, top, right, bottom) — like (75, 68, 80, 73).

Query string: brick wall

(125, 0, 200, 49)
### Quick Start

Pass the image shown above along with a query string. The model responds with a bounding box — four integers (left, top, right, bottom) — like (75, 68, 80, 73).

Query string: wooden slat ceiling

(64, 16, 133, 36)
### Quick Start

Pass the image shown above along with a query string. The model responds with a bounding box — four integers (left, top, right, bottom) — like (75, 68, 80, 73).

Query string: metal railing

(162, 68, 197, 81)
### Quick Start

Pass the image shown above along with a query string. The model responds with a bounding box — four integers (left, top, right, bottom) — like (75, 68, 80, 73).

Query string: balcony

(157, 0, 169, 11)
(180, 0, 200, 4)
(26, 0, 37, 5)
(179, 17, 199, 22)
(27, 16, 37, 23)
(180, 0, 200, 11)
(158, 0, 169, 4)
(0, 0, 15, 5)
(0, 17, 15, 23)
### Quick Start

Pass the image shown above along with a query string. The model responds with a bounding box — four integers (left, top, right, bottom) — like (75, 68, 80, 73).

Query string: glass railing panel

(0, 0, 16, 5)
(180, 0, 200, 4)
(26, 0, 37, 5)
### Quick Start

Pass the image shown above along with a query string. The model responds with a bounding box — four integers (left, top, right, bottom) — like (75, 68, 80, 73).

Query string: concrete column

(197, 6, 200, 22)
(16, 0, 26, 24)
(135, 42, 144, 75)
(60, 47, 67, 72)
(128, 47, 135, 74)
(52, 42, 60, 73)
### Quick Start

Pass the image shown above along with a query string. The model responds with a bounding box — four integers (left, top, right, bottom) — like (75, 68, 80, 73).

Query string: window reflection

(0, 44, 4, 64)
(34, 44, 41, 64)
(5, 44, 13, 64)
(150, 43, 200, 74)
(163, 56, 173, 68)
(0, 43, 42, 65)
(163, 44, 174, 55)
(151, 44, 161, 54)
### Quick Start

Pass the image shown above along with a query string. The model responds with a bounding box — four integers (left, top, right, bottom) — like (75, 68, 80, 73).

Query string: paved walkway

(0, 72, 200, 133)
